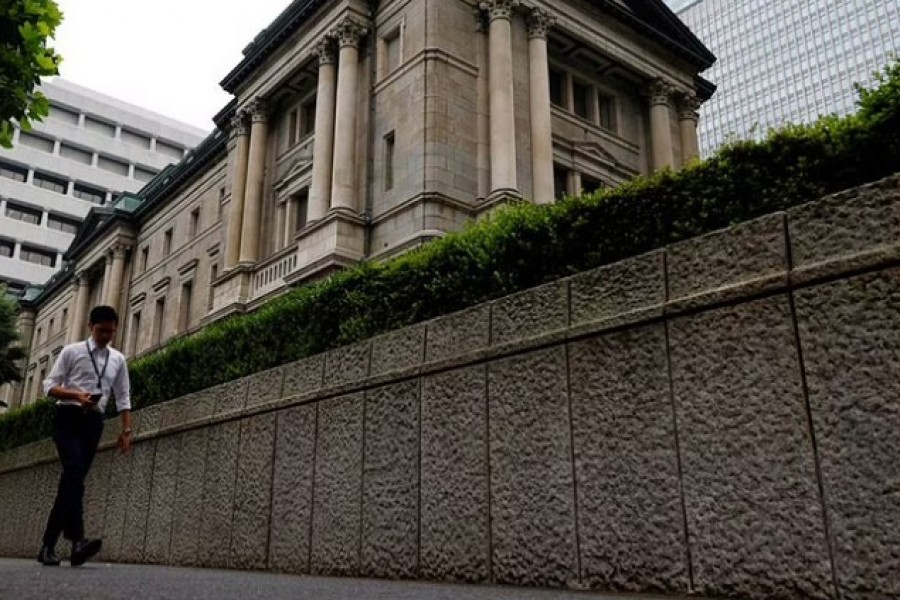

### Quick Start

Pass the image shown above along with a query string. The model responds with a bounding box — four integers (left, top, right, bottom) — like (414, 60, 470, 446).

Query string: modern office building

(0, 79, 207, 297)
(8, 0, 716, 409)
(668, 0, 900, 155)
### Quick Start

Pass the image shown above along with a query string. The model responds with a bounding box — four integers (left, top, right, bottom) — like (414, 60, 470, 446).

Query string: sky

(51, 0, 295, 132)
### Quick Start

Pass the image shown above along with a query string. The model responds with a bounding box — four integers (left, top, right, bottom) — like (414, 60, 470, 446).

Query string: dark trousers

(42, 405, 104, 547)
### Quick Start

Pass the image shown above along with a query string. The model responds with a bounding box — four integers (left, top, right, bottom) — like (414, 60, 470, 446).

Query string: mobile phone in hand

(89, 393, 102, 404)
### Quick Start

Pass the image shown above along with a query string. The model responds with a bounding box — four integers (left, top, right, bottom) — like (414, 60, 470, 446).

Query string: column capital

(646, 79, 674, 106)
(676, 93, 702, 122)
(110, 243, 130, 259)
(247, 99, 269, 124)
(479, 0, 520, 22)
(526, 7, 554, 39)
(230, 111, 250, 137)
(474, 6, 489, 33)
(331, 18, 367, 49)
(315, 37, 337, 65)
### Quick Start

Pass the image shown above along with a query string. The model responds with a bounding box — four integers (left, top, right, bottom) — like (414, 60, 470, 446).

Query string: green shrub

(2, 61, 900, 452)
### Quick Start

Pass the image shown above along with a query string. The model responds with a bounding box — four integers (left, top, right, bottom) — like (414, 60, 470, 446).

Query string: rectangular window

(140, 246, 149, 272)
(73, 183, 106, 204)
(553, 165, 568, 200)
(62, 308, 68, 329)
(49, 103, 80, 125)
(5, 202, 42, 225)
(287, 108, 299, 147)
(18, 132, 55, 153)
(32, 172, 68, 194)
(582, 174, 603, 194)
(134, 166, 157, 182)
(20, 245, 56, 267)
(163, 229, 173, 255)
(383, 131, 396, 191)
(98, 155, 129, 176)
(0, 239, 13, 257)
(49, 318, 54, 335)
(189, 208, 200, 237)
(47, 214, 80, 235)
(385, 30, 402, 74)
(130, 311, 141, 355)
(153, 298, 166, 346)
(598, 93, 617, 132)
(549, 68, 566, 107)
(84, 116, 116, 137)
(218, 188, 226, 221)
(156, 140, 183, 160)
(208, 264, 218, 310)
(178, 281, 193, 333)
(301, 100, 316, 137)
(121, 128, 152, 149)
(0, 160, 28, 182)
(573, 80, 593, 121)
(36, 328, 43, 344)
(295, 190, 309, 231)
(60, 143, 93, 165)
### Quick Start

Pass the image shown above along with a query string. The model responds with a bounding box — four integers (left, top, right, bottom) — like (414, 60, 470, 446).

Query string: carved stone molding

(526, 7, 554, 39)
(247, 98, 268, 124)
(315, 37, 337, 66)
(479, 0, 520, 22)
(646, 79, 674, 107)
(230, 111, 250, 137)
(677, 93, 703, 122)
(331, 18, 367, 49)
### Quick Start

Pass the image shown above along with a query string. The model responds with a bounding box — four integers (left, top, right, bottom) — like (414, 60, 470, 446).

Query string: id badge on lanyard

(86, 341, 109, 396)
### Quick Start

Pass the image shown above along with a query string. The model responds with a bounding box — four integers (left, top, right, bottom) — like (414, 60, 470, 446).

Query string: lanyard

(85, 341, 109, 393)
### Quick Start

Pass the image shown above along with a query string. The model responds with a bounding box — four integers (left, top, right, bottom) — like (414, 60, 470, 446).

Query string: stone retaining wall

(2, 174, 899, 599)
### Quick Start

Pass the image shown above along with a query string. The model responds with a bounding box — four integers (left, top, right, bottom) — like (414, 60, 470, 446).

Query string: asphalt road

(0, 559, 687, 600)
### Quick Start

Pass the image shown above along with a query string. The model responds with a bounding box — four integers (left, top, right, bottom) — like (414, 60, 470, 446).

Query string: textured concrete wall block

(323, 342, 372, 389)
(361, 381, 420, 579)
(667, 212, 788, 312)
(170, 427, 209, 567)
(230, 413, 277, 570)
(100, 451, 133, 562)
(569, 325, 689, 594)
(134, 403, 163, 438)
(488, 347, 578, 587)
(159, 399, 186, 433)
(420, 366, 490, 583)
(212, 378, 249, 417)
(796, 268, 900, 599)
(82, 450, 112, 543)
(269, 404, 316, 574)
(425, 304, 491, 365)
(198, 420, 241, 568)
(282, 354, 325, 400)
(310, 393, 364, 576)
(120, 440, 156, 564)
(789, 174, 900, 284)
(569, 250, 665, 334)
(25, 466, 51, 557)
(143, 435, 181, 565)
(490, 280, 569, 349)
(369, 323, 426, 380)
(180, 389, 217, 426)
(670, 296, 833, 599)
(244, 366, 286, 411)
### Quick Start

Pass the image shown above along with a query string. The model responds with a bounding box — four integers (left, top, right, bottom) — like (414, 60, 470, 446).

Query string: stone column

(330, 19, 366, 213)
(225, 112, 251, 268)
(566, 170, 582, 197)
(309, 39, 338, 221)
(475, 11, 491, 200)
(239, 99, 269, 264)
(678, 93, 702, 164)
(284, 196, 298, 243)
(648, 79, 675, 170)
(105, 244, 128, 314)
(66, 274, 90, 344)
(10, 308, 36, 408)
(100, 255, 113, 305)
(481, 0, 519, 194)
(527, 8, 555, 204)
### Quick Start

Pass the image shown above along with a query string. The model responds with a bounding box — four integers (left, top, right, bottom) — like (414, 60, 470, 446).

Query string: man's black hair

(89, 305, 119, 325)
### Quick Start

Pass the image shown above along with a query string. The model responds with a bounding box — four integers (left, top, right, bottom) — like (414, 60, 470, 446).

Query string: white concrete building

(0, 79, 207, 297)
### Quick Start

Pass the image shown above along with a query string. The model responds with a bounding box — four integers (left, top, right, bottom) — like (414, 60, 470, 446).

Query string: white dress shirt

(43, 338, 132, 414)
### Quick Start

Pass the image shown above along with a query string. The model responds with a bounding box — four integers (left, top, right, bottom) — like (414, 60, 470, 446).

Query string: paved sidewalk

(0, 558, 689, 600)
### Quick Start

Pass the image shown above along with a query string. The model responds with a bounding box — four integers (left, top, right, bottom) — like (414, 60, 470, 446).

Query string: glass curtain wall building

(668, 0, 900, 155)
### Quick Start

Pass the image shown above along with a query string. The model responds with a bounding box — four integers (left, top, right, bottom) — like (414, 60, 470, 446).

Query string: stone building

(6, 0, 714, 409)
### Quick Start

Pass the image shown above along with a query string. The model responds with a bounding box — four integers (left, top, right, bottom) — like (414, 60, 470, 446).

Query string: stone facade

(2, 174, 899, 599)
(6, 0, 713, 409)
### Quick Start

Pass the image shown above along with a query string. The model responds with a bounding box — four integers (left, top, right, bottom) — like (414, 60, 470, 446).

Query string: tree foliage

(0, 0, 63, 148)
(0, 286, 26, 387)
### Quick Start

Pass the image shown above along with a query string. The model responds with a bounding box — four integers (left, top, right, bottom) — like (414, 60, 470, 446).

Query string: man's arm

(43, 347, 92, 405)
(112, 356, 133, 454)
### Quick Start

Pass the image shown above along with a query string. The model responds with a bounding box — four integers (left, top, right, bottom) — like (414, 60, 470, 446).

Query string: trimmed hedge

(2, 61, 900, 452)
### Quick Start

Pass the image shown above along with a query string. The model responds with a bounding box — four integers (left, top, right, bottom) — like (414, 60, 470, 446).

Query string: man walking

(37, 305, 132, 566)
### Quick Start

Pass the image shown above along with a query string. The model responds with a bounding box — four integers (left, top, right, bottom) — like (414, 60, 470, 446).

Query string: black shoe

(37, 545, 61, 566)
(71, 538, 102, 567)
